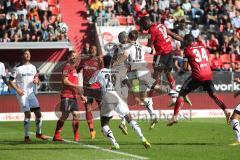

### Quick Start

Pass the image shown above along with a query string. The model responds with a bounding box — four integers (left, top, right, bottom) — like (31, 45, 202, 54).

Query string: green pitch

(0, 119, 239, 160)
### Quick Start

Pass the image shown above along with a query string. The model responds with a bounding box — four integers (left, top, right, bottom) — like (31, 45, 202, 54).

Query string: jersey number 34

(193, 48, 208, 63)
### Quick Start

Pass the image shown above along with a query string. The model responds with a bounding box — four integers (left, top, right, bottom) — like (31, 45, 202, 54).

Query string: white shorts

(100, 92, 129, 117)
(235, 103, 240, 113)
(17, 92, 40, 112)
(128, 70, 155, 92)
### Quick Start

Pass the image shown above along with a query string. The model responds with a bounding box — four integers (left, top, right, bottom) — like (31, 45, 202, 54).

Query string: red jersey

(149, 23, 172, 55)
(78, 56, 103, 85)
(184, 42, 212, 81)
(61, 63, 78, 98)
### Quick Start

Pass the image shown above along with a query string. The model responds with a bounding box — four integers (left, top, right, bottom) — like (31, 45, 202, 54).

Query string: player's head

(21, 49, 31, 62)
(103, 55, 112, 68)
(128, 30, 138, 42)
(183, 34, 195, 47)
(67, 48, 78, 64)
(118, 31, 128, 44)
(140, 16, 152, 31)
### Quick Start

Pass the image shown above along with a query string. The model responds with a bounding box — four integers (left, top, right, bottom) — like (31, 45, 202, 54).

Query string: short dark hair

(21, 49, 29, 55)
(103, 55, 112, 67)
(183, 34, 195, 47)
(128, 30, 138, 41)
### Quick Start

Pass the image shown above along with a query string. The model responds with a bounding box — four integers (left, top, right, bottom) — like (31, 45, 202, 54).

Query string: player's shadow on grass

(152, 142, 216, 146)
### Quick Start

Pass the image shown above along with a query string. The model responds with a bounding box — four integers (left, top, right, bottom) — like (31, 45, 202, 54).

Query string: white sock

(231, 119, 240, 142)
(129, 120, 143, 139)
(121, 117, 126, 125)
(24, 118, 30, 137)
(143, 97, 154, 120)
(35, 118, 42, 134)
(102, 125, 118, 145)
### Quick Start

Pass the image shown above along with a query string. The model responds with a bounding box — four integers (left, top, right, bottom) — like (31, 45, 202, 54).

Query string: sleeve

(142, 45, 153, 54)
(10, 67, 18, 80)
(149, 28, 156, 43)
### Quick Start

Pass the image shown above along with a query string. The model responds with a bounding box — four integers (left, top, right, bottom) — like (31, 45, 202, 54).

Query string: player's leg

(205, 81, 231, 124)
(168, 77, 201, 126)
(72, 111, 80, 142)
(230, 107, 240, 145)
(18, 95, 31, 142)
(84, 97, 96, 139)
(29, 93, 48, 140)
(53, 98, 70, 141)
(116, 100, 151, 148)
(152, 55, 163, 86)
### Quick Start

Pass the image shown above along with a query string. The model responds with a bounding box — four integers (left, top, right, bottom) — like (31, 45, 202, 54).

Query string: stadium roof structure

(0, 42, 72, 49)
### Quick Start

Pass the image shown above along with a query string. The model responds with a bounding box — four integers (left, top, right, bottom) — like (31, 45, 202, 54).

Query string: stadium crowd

(0, 0, 68, 42)
(84, 0, 240, 72)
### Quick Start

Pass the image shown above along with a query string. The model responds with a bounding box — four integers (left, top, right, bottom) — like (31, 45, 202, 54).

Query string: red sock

(72, 119, 79, 133)
(167, 76, 176, 90)
(211, 95, 227, 111)
(54, 120, 64, 135)
(86, 111, 94, 131)
(174, 97, 184, 116)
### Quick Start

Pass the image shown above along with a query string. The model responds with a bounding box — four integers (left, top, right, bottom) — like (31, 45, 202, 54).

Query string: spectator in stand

(28, 8, 40, 22)
(191, 0, 204, 21)
(23, 32, 31, 41)
(231, 11, 240, 29)
(234, 62, 240, 72)
(207, 33, 219, 54)
(224, 22, 235, 38)
(102, 0, 114, 11)
(172, 4, 185, 22)
(37, 0, 48, 21)
(206, 4, 218, 26)
(229, 35, 240, 55)
(191, 23, 200, 38)
(0, 3, 6, 25)
(17, 5, 28, 20)
(18, 14, 28, 29)
(1, 32, 11, 42)
(115, 0, 131, 16)
(90, 0, 103, 19)
(94, 5, 106, 25)
(26, 0, 38, 10)
(174, 50, 184, 72)
(211, 53, 224, 71)
(158, 0, 169, 12)
(181, 0, 192, 15)
(149, 4, 161, 23)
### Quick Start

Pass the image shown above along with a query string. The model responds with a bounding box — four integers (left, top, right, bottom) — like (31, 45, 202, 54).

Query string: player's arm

(143, 45, 153, 54)
(8, 69, 24, 96)
(167, 30, 183, 42)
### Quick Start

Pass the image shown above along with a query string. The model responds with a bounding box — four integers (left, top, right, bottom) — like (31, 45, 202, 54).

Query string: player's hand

(16, 88, 24, 96)
(81, 95, 87, 103)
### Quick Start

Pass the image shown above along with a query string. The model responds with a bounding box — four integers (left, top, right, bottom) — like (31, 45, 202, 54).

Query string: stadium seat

(220, 54, 231, 63)
(48, 0, 58, 6)
(50, 6, 60, 15)
(235, 54, 240, 62)
(117, 16, 128, 25)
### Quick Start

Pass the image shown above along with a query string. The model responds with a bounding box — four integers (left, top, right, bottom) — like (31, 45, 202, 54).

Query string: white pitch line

(29, 132, 149, 160)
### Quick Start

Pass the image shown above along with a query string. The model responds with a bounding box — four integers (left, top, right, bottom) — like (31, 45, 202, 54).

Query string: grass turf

(0, 119, 239, 160)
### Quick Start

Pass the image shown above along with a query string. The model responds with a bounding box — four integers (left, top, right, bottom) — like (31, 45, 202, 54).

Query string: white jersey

(125, 43, 152, 71)
(89, 68, 124, 94)
(0, 62, 6, 77)
(11, 63, 37, 95)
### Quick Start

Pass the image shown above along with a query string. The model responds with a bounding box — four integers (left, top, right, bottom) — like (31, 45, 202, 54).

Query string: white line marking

(29, 132, 149, 160)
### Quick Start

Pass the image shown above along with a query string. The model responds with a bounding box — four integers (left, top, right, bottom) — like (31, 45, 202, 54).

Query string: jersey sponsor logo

(102, 32, 114, 42)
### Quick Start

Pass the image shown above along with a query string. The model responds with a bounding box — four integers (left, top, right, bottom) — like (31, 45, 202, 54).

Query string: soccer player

(53, 49, 86, 142)
(9, 49, 47, 142)
(77, 45, 103, 139)
(167, 34, 231, 126)
(0, 62, 8, 86)
(229, 77, 240, 146)
(114, 30, 178, 129)
(139, 16, 192, 107)
(89, 55, 151, 149)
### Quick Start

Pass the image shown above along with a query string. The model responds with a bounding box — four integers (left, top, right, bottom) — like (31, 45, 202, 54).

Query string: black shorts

(153, 53, 174, 72)
(84, 87, 102, 103)
(179, 77, 215, 97)
(60, 97, 79, 112)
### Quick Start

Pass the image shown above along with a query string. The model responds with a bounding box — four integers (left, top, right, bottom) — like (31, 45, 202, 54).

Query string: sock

(143, 97, 154, 120)
(120, 116, 126, 125)
(129, 120, 143, 138)
(102, 125, 117, 145)
(35, 118, 42, 134)
(173, 97, 184, 116)
(72, 119, 79, 135)
(86, 111, 94, 132)
(231, 119, 240, 142)
(167, 76, 176, 90)
(54, 120, 64, 136)
(24, 118, 30, 137)
(211, 95, 227, 111)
